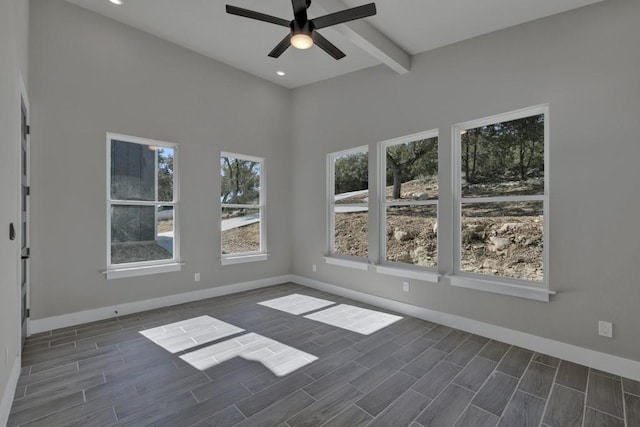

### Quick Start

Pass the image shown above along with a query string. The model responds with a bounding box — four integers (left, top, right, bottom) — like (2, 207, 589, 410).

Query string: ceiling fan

(225, 0, 377, 60)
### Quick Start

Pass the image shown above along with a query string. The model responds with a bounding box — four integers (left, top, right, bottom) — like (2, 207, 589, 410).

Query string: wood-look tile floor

(9, 283, 640, 426)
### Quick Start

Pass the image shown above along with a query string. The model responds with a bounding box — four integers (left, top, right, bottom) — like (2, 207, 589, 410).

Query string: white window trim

(221, 253, 269, 266)
(105, 262, 183, 280)
(447, 274, 554, 302)
(451, 104, 550, 301)
(378, 129, 440, 274)
(375, 264, 440, 283)
(324, 255, 369, 271)
(106, 133, 181, 279)
(327, 145, 369, 260)
(220, 151, 267, 264)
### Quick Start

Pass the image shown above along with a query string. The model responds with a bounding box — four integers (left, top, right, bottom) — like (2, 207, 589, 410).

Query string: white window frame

(326, 146, 370, 269)
(451, 105, 552, 301)
(106, 132, 181, 279)
(220, 152, 267, 265)
(377, 130, 440, 283)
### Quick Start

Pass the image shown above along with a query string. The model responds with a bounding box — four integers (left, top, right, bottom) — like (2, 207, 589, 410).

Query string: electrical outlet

(403, 281, 410, 292)
(598, 321, 613, 338)
(194, 273, 201, 282)
(312, 264, 317, 272)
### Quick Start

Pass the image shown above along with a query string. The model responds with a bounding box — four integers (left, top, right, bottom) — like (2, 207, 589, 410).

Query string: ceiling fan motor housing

(291, 19, 313, 37)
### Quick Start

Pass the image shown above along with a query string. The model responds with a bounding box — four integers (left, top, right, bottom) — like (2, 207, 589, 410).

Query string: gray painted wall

(23, 0, 640, 373)
(0, 0, 29, 412)
(28, 0, 292, 318)
(291, 0, 640, 361)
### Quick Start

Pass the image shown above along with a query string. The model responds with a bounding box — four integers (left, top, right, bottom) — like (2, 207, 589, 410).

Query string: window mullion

(221, 204, 260, 209)
(460, 195, 545, 204)
(109, 200, 169, 206)
(385, 200, 439, 207)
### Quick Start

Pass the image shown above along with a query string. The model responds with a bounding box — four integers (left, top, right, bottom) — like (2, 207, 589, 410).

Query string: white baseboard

(30, 275, 293, 334)
(291, 275, 640, 382)
(26, 273, 640, 382)
(0, 356, 21, 427)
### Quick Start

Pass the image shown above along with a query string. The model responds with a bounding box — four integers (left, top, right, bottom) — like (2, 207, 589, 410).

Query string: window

(107, 133, 179, 278)
(380, 131, 439, 270)
(453, 106, 549, 299)
(328, 147, 369, 263)
(220, 152, 266, 264)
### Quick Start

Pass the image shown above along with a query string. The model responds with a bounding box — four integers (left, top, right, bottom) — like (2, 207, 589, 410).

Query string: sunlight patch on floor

(139, 315, 244, 353)
(180, 332, 318, 376)
(304, 304, 402, 335)
(257, 293, 336, 315)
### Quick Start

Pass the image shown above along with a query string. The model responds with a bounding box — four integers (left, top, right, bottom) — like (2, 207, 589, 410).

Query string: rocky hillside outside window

(380, 131, 439, 269)
(454, 106, 548, 287)
(328, 147, 369, 259)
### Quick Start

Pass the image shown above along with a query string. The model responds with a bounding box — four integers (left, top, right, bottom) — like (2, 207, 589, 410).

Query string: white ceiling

(65, 0, 604, 88)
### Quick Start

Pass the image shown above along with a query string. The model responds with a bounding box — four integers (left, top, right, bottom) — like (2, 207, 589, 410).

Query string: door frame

(19, 75, 30, 340)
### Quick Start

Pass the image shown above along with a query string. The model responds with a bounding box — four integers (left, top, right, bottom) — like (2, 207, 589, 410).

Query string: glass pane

(156, 205, 175, 255)
(461, 114, 544, 197)
(334, 209, 368, 257)
(157, 147, 174, 202)
(220, 156, 261, 205)
(111, 204, 173, 264)
(111, 140, 156, 201)
(461, 201, 543, 281)
(385, 205, 437, 267)
(385, 137, 438, 201)
(221, 207, 260, 254)
(334, 150, 368, 204)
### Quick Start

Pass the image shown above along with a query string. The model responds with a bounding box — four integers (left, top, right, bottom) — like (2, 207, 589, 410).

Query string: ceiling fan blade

(311, 32, 346, 60)
(312, 3, 377, 30)
(291, 0, 309, 17)
(268, 34, 292, 58)
(226, 5, 290, 27)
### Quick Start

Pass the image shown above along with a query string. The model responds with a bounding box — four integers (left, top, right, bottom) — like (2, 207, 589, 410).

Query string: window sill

(324, 256, 369, 271)
(447, 274, 554, 302)
(105, 262, 182, 280)
(375, 264, 440, 283)
(221, 253, 268, 266)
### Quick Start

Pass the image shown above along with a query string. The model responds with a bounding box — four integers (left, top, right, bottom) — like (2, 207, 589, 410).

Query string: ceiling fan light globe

(291, 33, 314, 49)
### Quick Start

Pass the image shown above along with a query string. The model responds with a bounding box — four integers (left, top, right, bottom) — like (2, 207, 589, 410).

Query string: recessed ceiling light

(109, 0, 123, 5)
(276, 71, 286, 76)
